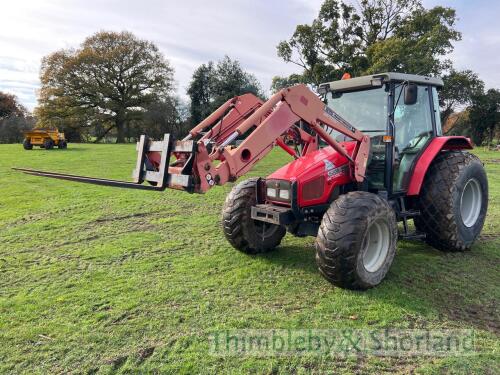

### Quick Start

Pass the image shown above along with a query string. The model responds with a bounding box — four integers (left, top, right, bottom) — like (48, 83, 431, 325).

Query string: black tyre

(315, 191, 398, 289)
(415, 151, 488, 251)
(58, 140, 67, 149)
(43, 138, 54, 150)
(23, 138, 32, 150)
(222, 178, 286, 254)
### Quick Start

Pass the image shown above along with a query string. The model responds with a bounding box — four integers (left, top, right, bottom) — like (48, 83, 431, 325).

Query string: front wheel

(222, 178, 286, 254)
(315, 192, 398, 289)
(23, 138, 32, 150)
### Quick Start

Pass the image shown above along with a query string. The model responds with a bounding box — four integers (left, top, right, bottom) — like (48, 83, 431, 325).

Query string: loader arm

(177, 84, 370, 193)
(14, 84, 370, 193)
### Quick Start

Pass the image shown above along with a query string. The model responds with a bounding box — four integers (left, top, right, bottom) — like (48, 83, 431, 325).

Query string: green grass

(0, 144, 498, 374)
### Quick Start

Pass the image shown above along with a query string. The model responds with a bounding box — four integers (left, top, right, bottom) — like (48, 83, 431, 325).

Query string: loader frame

(16, 85, 371, 194)
(14, 74, 472, 202)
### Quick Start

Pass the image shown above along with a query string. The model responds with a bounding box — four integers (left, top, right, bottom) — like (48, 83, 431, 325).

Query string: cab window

(325, 86, 389, 189)
(393, 84, 434, 191)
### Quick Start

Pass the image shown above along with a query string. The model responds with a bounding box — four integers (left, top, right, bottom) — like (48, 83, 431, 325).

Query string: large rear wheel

(415, 151, 488, 251)
(222, 178, 286, 254)
(315, 191, 397, 289)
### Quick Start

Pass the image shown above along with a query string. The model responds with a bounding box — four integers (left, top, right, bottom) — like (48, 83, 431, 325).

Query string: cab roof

(319, 72, 444, 94)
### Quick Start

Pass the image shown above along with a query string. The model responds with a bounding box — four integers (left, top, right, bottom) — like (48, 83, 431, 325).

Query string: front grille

(302, 176, 325, 201)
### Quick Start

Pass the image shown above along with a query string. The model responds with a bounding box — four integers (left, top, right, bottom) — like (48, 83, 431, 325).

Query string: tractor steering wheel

(400, 130, 433, 153)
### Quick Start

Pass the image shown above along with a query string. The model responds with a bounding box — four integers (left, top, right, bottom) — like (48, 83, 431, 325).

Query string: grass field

(0, 143, 498, 374)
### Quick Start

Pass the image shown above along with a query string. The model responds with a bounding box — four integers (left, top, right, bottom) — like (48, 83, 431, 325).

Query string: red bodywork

(267, 142, 356, 207)
(407, 136, 473, 195)
(267, 135, 473, 207)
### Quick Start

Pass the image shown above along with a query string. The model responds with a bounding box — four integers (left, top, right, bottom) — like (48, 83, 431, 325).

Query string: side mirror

(404, 83, 418, 105)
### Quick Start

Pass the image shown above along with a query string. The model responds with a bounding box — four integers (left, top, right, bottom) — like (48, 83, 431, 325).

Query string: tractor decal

(324, 105, 356, 133)
(323, 159, 347, 181)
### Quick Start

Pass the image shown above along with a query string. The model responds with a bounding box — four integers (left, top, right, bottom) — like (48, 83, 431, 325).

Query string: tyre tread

(222, 178, 285, 254)
(415, 151, 486, 252)
(315, 191, 397, 289)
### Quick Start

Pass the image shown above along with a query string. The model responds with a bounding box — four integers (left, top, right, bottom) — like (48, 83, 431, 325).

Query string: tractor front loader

(15, 73, 488, 289)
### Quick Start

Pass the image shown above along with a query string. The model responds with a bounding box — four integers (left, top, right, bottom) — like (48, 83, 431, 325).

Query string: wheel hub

(362, 219, 390, 273)
(254, 220, 279, 240)
(460, 178, 482, 228)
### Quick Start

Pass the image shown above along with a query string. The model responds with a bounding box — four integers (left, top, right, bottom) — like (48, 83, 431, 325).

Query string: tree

(127, 97, 189, 140)
(443, 111, 471, 137)
(187, 62, 214, 126)
(447, 89, 500, 146)
(187, 56, 264, 125)
(0, 92, 33, 143)
(0, 92, 26, 119)
(0, 116, 36, 143)
(276, 0, 460, 86)
(36, 31, 175, 143)
(439, 69, 484, 124)
(270, 74, 305, 93)
(366, 6, 460, 75)
(468, 89, 500, 146)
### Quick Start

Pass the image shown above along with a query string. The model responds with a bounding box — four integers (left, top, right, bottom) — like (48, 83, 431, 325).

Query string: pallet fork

(14, 134, 195, 192)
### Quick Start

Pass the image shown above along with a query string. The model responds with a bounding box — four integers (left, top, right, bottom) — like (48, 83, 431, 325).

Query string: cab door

(392, 85, 435, 192)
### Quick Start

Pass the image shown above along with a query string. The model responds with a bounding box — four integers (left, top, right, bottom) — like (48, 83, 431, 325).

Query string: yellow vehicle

(23, 129, 67, 150)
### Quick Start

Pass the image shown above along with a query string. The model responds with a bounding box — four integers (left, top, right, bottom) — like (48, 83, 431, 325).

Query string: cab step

(397, 197, 425, 241)
(398, 209, 421, 219)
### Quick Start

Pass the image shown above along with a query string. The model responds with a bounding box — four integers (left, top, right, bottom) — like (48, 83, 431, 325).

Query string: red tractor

(16, 72, 488, 289)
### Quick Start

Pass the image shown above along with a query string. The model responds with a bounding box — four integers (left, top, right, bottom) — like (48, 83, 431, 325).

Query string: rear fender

(406, 136, 473, 196)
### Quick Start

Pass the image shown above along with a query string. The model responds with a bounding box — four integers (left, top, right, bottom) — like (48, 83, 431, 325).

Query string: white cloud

(0, 0, 498, 111)
(0, 0, 323, 110)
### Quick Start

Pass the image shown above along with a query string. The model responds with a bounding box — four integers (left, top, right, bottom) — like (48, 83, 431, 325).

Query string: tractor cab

(320, 72, 444, 195)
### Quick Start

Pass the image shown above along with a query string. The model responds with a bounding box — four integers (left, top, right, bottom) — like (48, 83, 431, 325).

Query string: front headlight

(265, 179, 291, 202)
(266, 187, 277, 198)
(279, 189, 289, 200)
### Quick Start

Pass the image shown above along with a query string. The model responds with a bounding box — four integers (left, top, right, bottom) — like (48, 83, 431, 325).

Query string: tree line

(0, 0, 498, 145)
(0, 31, 263, 144)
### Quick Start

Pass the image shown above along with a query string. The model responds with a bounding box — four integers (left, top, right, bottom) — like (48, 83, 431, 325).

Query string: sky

(0, 0, 499, 111)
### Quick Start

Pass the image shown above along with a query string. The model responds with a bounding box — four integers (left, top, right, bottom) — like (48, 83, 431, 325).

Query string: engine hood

(267, 142, 357, 182)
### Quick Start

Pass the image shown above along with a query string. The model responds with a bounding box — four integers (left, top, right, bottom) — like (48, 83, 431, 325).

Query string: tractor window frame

(388, 83, 438, 195)
(430, 86, 443, 135)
